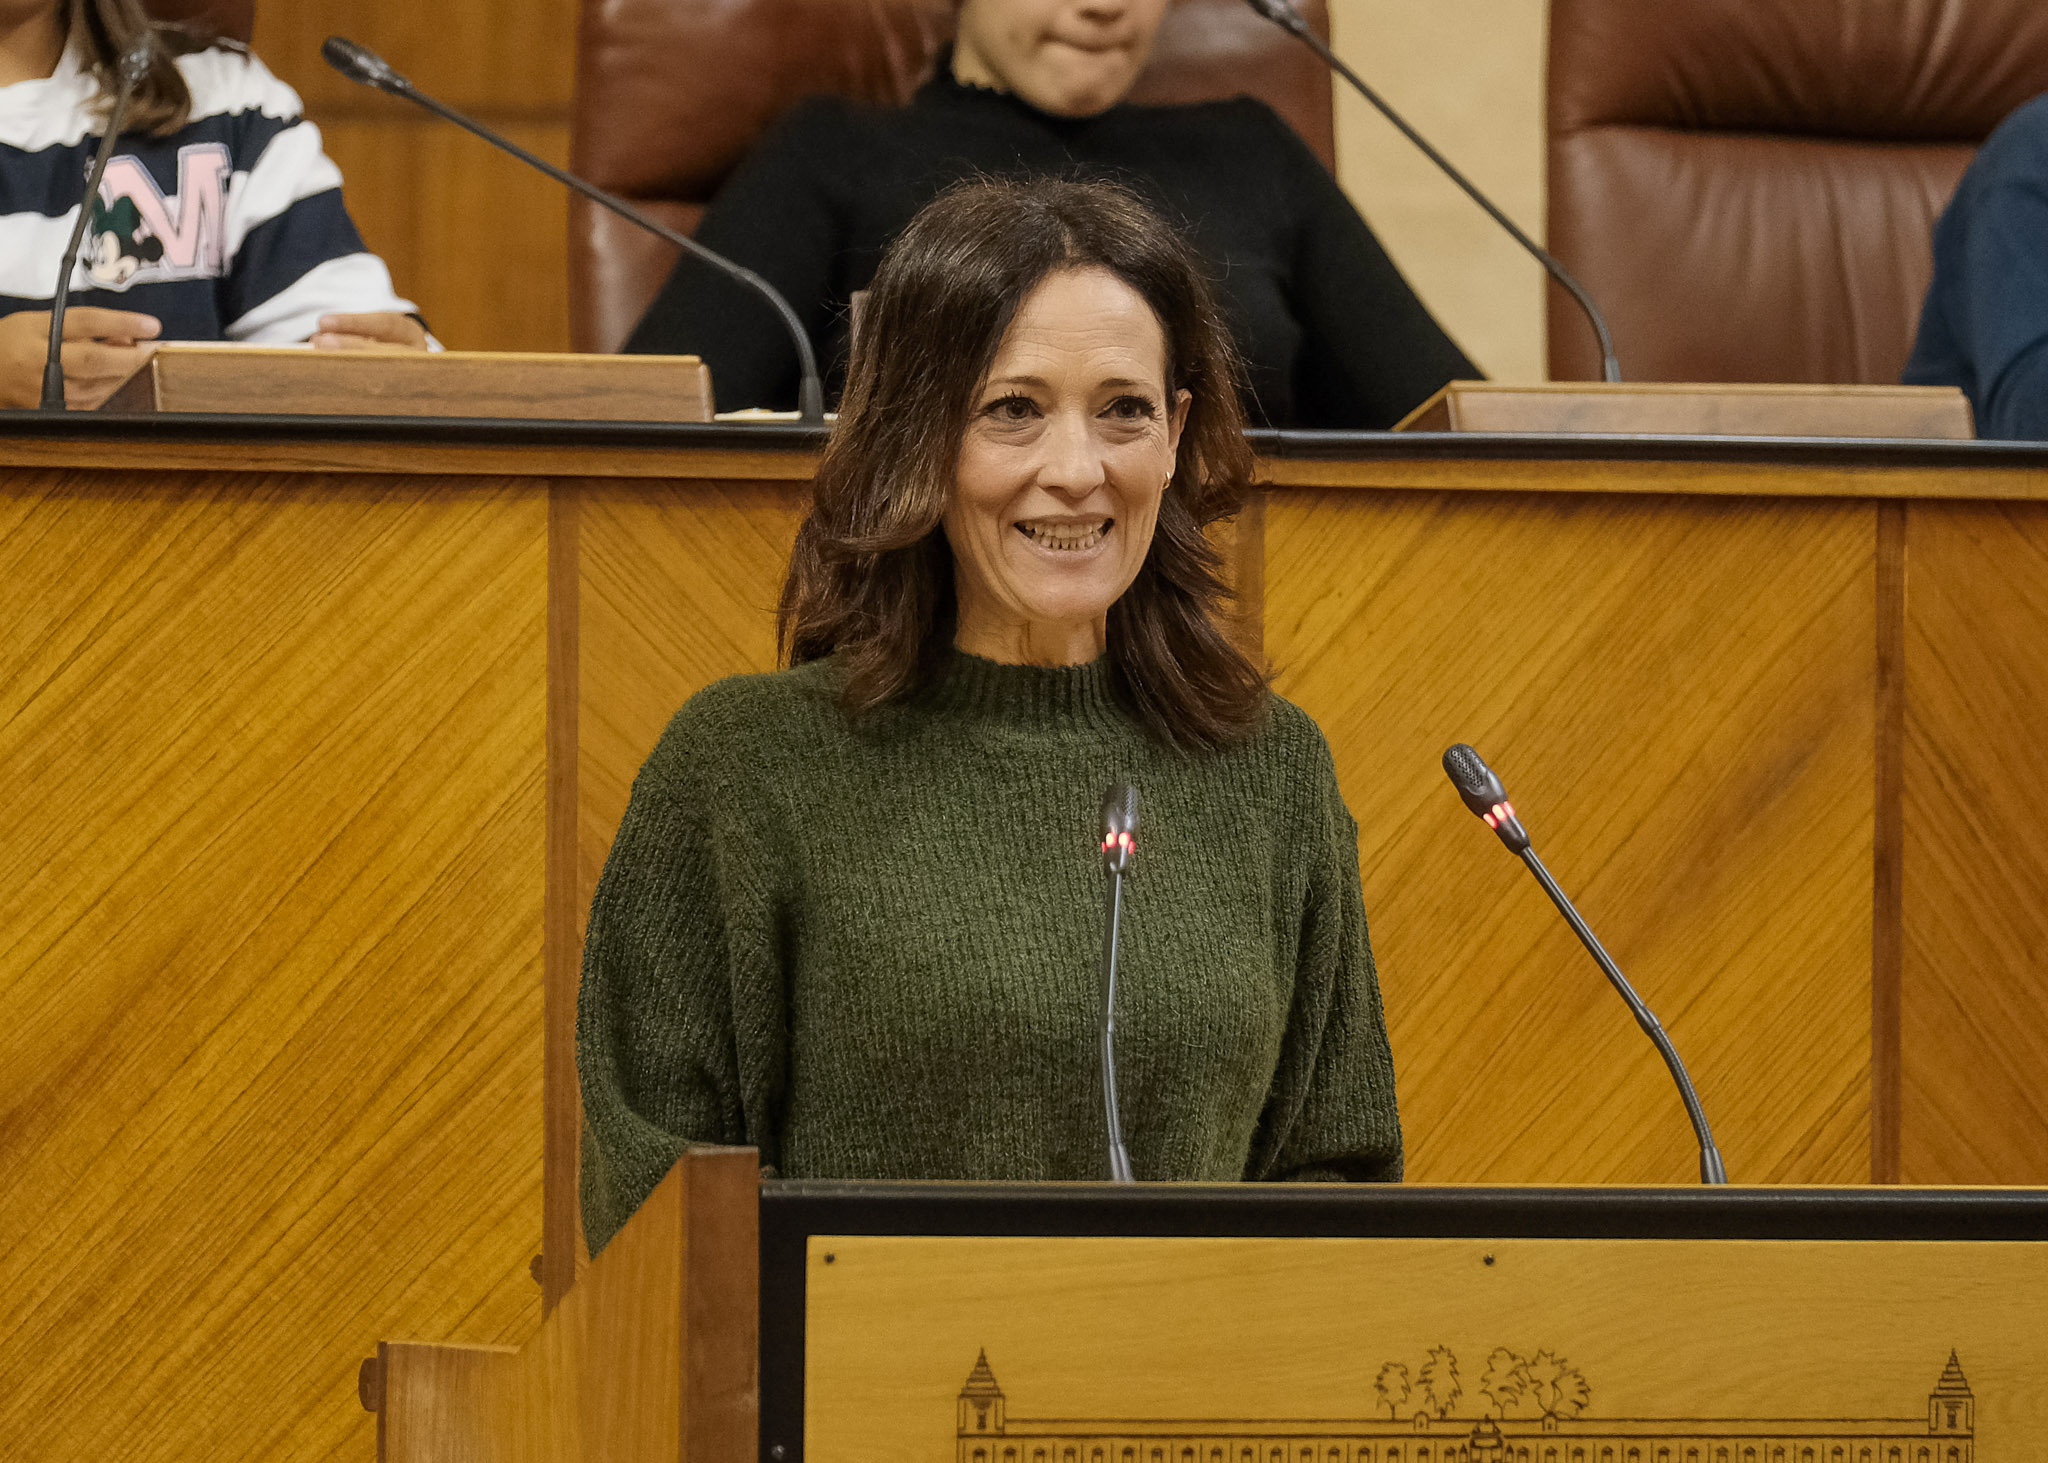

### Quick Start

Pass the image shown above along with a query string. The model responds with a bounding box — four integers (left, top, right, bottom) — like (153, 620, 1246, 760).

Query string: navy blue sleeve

(1905, 95, 2048, 440)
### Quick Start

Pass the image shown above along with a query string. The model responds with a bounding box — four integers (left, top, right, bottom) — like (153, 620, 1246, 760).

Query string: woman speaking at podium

(0, 0, 429, 409)
(623, 0, 1474, 429)
(577, 178, 1400, 1254)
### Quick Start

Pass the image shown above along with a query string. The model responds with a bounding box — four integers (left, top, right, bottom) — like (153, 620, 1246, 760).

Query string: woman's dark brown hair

(67, 0, 234, 137)
(778, 177, 1266, 752)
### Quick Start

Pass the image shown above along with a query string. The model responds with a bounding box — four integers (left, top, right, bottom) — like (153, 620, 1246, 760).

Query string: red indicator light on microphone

(1482, 811, 1498, 829)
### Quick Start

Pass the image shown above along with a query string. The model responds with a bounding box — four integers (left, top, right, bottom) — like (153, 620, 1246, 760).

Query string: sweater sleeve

(1248, 724, 1404, 1182)
(576, 698, 790, 1254)
(1265, 107, 1480, 429)
(1937, 172, 2048, 440)
(197, 52, 417, 342)
(622, 102, 848, 411)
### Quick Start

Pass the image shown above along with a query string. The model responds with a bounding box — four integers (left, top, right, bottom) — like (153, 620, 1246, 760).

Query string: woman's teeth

(1018, 520, 1111, 551)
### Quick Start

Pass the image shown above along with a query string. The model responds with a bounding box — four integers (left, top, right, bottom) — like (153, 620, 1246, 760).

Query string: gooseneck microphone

(319, 37, 826, 423)
(43, 37, 155, 410)
(1096, 782, 1139, 1183)
(1442, 744, 1727, 1183)
(1241, 0, 1623, 385)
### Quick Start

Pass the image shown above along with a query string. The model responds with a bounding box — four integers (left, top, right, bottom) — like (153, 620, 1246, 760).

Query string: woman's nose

(1035, 410, 1109, 496)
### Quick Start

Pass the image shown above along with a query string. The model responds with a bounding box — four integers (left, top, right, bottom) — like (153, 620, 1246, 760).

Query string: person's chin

(1024, 62, 1136, 117)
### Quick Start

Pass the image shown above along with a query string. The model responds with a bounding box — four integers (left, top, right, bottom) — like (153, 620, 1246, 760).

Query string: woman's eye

(1105, 395, 1160, 420)
(983, 394, 1039, 422)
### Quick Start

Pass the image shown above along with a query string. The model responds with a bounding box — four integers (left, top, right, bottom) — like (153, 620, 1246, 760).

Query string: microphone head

(1442, 744, 1530, 851)
(1100, 782, 1139, 875)
(322, 36, 411, 95)
(117, 36, 154, 87)
(1241, 0, 1312, 35)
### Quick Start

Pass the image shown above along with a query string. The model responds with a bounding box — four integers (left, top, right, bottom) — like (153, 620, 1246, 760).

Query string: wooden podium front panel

(1901, 503, 2048, 1184)
(0, 469, 547, 1463)
(1265, 488, 1877, 1186)
(805, 1232, 2035, 1463)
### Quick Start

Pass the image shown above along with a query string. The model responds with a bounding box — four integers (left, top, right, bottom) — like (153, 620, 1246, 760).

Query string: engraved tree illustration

(1416, 1346, 1463, 1419)
(1480, 1347, 1531, 1418)
(1375, 1362, 1413, 1420)
(1523, 1350, 1591, 1422)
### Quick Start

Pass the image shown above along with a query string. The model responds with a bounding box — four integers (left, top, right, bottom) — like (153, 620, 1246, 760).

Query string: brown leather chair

(569, 0, 1335, 353)
(146, 0, 255, 42)
(1548, 0, 2048, 383)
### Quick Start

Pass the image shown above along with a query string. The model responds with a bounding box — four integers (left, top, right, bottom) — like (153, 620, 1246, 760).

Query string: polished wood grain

(365, 1146, 756, 1463)
(102, 347, 713, 421)
(808, 1229, 2039, 1463)
(1900, 502, 2048, 1183)
(1266, 489, 1877, 1183)
(0, 467, 547, 1463)
(1395, 381, 1975, 439)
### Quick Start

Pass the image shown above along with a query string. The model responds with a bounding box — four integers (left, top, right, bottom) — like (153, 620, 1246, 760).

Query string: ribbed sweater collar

(921, 648, 1126, 734)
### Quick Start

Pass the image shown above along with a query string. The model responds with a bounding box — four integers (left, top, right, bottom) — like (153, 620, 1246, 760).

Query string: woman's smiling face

(944, 265, 1190, 667)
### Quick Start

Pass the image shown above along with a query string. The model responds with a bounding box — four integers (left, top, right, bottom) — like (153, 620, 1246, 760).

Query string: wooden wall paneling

(0, 470, 548, 1463)
(1900, 502, 2048, 1184)
(252, 0, 577, 112)
(253, 0, 578, 353)
(410, 123, 575, 353)
(554, 480, 807, 1275)
(1266, 488, 1878, 1184)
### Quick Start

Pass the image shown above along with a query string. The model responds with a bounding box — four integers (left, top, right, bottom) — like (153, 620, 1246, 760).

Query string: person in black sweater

(625, 0, 1477, 428)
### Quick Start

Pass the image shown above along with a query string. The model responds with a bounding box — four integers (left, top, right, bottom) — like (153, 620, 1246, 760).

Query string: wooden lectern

(361, 1148, 2048, 1463)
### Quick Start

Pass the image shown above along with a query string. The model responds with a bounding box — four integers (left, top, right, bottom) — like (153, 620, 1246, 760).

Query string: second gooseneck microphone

(319, 37, 826, 424)
(43, 37, 155, 410)
(1242, 0, 1623, 384)
(1097, 782, 1139, 1183)
(1442, 744, 1727, 1184)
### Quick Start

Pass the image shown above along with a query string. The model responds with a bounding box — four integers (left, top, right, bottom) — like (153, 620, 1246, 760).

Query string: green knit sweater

(577, 650, 1401, 1252)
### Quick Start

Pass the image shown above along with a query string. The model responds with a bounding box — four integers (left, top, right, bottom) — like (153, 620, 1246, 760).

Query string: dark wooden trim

(542, 479, 582, 1311)
(684, 1149, 763, 1463)
(1871, 502, 1908, 1185)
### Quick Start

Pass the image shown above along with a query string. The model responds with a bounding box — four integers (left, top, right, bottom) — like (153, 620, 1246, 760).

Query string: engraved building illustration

(955, 1350, 1977, 1463)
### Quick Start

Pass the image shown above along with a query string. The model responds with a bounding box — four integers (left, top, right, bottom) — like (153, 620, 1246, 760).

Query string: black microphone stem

(1517, 846, 1727, 1184)
(323, 41, 825, 423)
(1251, 0, 1622, 384)
(1098, 867, 1134, 1184)
(42, 64, 143, 409)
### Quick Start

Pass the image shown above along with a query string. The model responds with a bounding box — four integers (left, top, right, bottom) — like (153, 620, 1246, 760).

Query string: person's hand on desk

(311, 312, 431, 351)
(0, 308, 160, 410)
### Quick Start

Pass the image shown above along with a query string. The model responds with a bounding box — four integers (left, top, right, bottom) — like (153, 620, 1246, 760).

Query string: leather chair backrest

(145, 0, 256, 43)
(1548, 0, 2048, 383)
(570, 0, 1335, 353)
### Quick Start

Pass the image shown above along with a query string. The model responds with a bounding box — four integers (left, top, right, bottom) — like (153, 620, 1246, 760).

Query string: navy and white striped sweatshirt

(0, 40, 416, 341)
